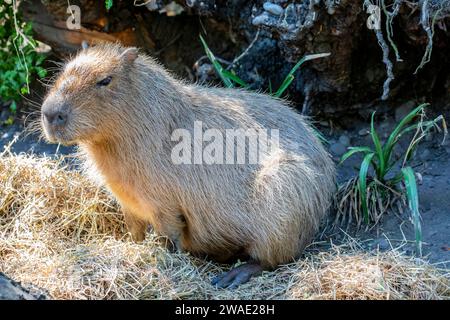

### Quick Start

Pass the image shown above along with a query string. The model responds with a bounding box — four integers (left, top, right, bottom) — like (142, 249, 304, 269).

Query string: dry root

(334, 177, 404, 229)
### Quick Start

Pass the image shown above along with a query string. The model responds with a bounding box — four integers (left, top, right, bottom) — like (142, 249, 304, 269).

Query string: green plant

(105, 0, 113, 11)
(0, 0, 47, 115)
(199, 35, 330, 143)
(336, 103, 447, 255)
(199, 35, 330, 97)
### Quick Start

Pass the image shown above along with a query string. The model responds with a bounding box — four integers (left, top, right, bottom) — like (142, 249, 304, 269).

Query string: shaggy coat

(41, 44, 336, 268)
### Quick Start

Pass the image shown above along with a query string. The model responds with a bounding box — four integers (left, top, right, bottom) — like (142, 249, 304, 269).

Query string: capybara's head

(41, 44, 139, 145)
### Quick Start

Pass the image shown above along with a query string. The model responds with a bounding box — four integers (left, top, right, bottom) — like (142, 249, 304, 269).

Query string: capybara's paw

(123, 213, 147, 243)
(212, 262, 263, 289)
(130, 229, 146, 243)
(155, 236, 183, 253)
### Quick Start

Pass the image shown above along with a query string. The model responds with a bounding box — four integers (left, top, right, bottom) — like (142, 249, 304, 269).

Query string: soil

(0, 273, 46, 300)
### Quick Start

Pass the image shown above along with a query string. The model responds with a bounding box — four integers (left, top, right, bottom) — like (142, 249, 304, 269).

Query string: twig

(228, 28, 261, 69)
(12, 0, 36, 94)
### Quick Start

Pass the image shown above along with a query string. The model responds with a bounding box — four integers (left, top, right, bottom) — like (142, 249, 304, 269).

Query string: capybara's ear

(120, 47, 138, 64)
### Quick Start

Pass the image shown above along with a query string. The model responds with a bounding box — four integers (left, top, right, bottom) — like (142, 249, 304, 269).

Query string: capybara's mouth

(51, 134, 77, 146)
(42, 124, 76, 146)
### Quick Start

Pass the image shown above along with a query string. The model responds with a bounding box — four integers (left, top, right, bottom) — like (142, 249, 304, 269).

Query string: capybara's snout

(42, 96, 68, 125)
(41, 95, 72, 143)
(42, 108, 68, 128)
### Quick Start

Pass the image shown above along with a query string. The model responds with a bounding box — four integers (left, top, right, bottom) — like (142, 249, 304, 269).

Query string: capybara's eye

(96, 76, 112, 87)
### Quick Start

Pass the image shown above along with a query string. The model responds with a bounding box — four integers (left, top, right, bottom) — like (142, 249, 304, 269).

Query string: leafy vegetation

(336, 103, 447, 256)
(199, 35, 329, 143)
(199, 35, 330, 98)
(105, 0, 113, 11)
(0, 1, 47, 116)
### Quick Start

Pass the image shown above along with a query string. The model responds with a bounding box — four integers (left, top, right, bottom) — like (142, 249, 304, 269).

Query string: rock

(327, 6, 336, 15)
(338, 134, 350, 147)
(378, 121, 392, 138)
(145, 0, 159, 11)
(403, 248, 414, 256)
(357, 108, 374, 119)
(445, 146, 450, 155)
(358, 128, 369, 136)
(376, 238, 390, 251)
(330, 142, 347, 157)
(282, 3, 298, 26)
(195, 63, 214, 83)
(319, 120, 329, 127)
(421, 200, 431, 212)
(160, 1, 184, 16)
(252, 12, 270, 26)
(185, 0, 196, 7)
(415, 172, 423, 185)
(419, 148, 431, 161)
(395, 101, 416, 122)
(263, 2, 284, 16)
(0, 109, 9, 122)
(0, 273, 43, 300)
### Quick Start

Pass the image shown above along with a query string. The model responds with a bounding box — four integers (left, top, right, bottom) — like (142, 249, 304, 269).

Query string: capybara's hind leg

(211, 261, 264, 289)
(123, 209, 147, 242)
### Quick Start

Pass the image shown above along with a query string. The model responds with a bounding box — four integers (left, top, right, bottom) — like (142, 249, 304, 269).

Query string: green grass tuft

(336, 103, 447, 256)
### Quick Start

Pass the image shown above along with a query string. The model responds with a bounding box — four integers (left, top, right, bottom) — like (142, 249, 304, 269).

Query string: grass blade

(199, 35, 234, 88)
(359, 153, 375, 224)
(105, 0, 113, 10)
(370, 112, 385, 179)
(308, 123, 328, 145)
(403, 116, 447, 163)
(221, 70, 249, 87)
(274, 75, 294, 98)
(402, 167, 422, 256)
(339, 147, 373, 165)
(383, 103, 429, 165)
(385, 115, 446, 172)
(274, 53, 330, 98)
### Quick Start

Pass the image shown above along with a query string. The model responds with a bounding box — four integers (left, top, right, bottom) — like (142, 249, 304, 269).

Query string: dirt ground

(0, 273, 45, 300)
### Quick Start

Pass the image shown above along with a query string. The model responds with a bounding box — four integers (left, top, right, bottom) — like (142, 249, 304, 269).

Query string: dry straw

(0, 150, 448, 299)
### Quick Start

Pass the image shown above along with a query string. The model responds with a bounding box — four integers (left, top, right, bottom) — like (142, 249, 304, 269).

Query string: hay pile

(0, 151, 448, 299)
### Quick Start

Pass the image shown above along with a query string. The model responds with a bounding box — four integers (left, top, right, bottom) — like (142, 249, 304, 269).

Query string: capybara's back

(172, 86, 336, 266)
(41, 43, 336, 287)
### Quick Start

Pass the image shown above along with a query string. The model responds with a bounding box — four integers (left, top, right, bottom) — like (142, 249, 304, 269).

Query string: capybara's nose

(44, 110, 67, 127)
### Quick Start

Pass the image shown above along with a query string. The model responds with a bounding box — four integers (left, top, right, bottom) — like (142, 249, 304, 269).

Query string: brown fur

(41, 43, 336, 268)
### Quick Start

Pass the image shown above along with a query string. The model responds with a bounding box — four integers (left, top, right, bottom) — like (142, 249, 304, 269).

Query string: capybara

(41, 43, 336, 288)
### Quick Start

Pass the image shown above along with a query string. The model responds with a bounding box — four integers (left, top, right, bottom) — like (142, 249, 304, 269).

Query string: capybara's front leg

(152, 209, 187, 252)
(123, 209, 147, 242)
(211, 261, 264, 289)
